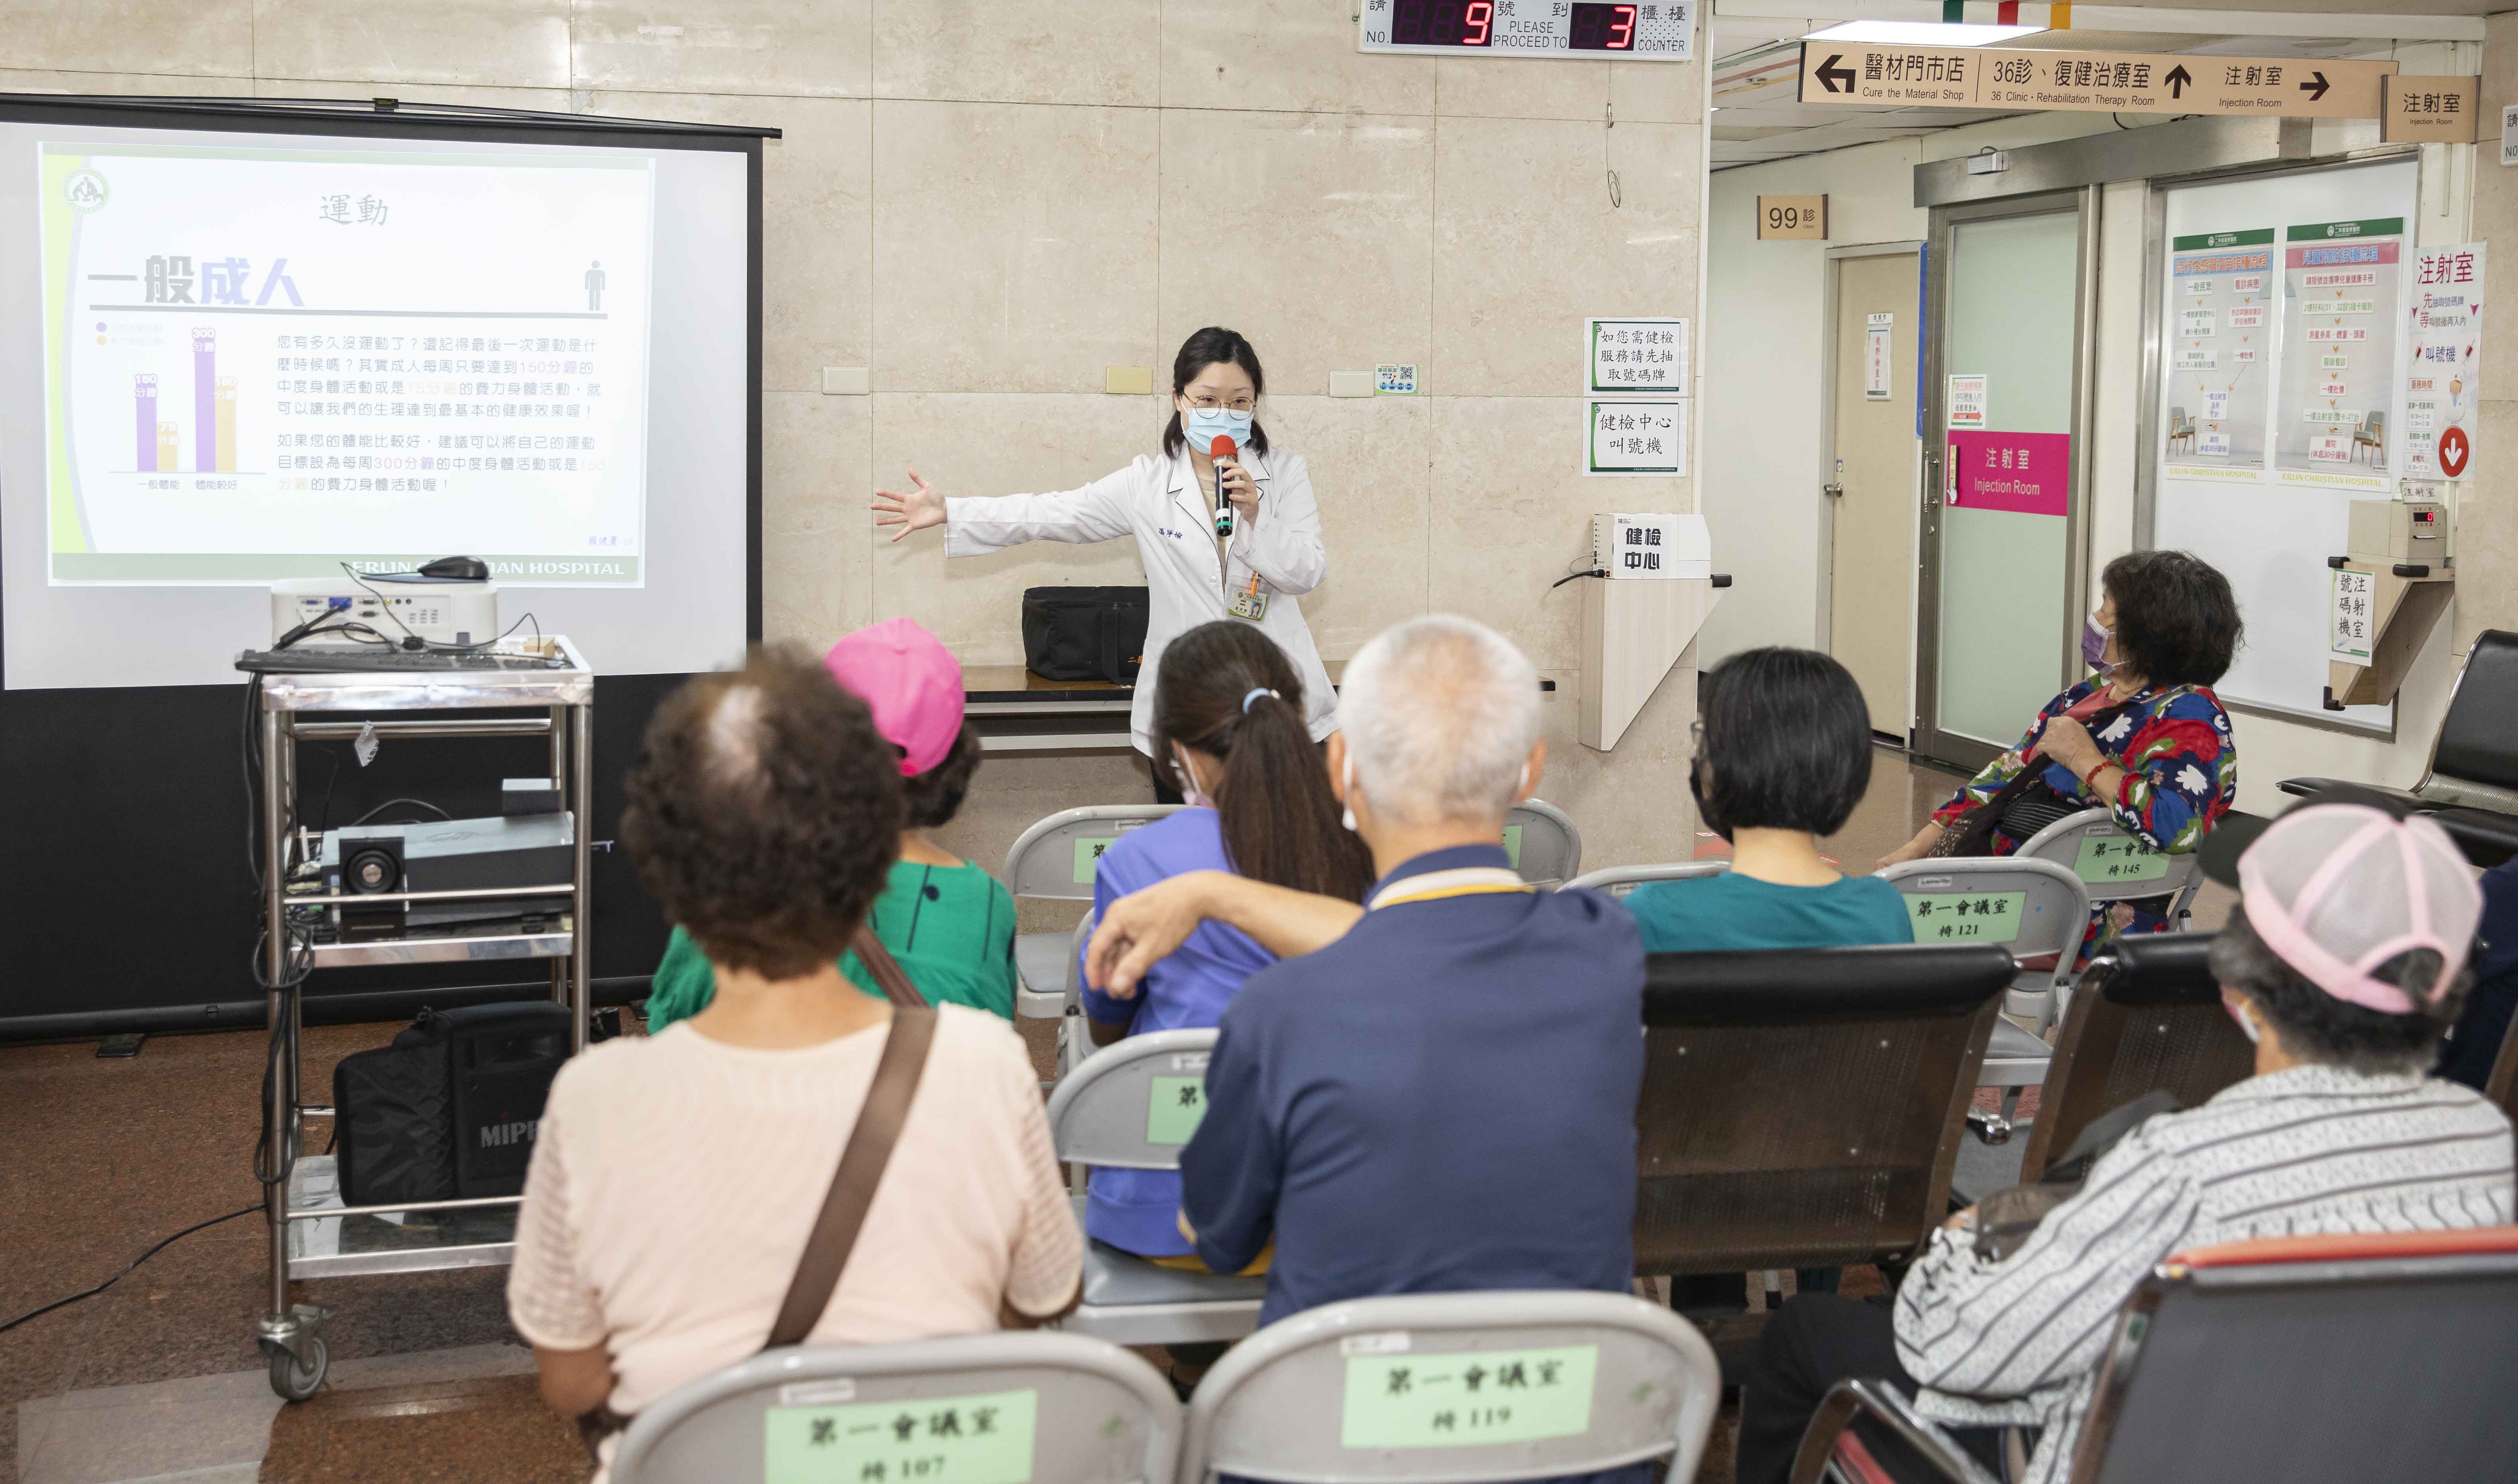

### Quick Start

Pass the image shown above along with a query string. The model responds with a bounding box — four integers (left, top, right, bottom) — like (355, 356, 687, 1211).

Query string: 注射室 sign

(2383, 75, 2480, 144)
(1797, 42, 2393, 121)
(2404, 243, 2484, 482)
(2329, 567, 2376, 662)
(1946, 431, 2069, 517)
(1587, 317, 1688, 393)
(1586, 400, 1686, 475)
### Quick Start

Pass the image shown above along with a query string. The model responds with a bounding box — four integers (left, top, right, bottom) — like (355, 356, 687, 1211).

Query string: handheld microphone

(1210, 434, 1238, 539)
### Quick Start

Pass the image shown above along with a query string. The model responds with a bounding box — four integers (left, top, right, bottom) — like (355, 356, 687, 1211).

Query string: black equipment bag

(333, 1000, 573, 1207)
(1021, 586, 1149, 685)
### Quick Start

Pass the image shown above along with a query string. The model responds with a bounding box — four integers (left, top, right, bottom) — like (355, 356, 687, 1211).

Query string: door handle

(1823, 482, 1844, 499)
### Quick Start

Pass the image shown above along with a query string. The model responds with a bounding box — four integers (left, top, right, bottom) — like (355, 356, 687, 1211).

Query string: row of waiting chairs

(601, 1214, 2518, 1484)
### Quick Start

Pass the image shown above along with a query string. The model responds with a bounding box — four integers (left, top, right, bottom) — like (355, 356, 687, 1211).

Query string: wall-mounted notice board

(2148, 158, 2419, 734)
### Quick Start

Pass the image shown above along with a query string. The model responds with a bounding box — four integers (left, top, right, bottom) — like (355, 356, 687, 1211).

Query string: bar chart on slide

(41, 141, 656, 584)
(126, 332, 241, 475)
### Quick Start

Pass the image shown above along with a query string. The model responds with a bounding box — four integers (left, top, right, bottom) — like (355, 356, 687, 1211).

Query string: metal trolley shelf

(252, 638, 594, 1401)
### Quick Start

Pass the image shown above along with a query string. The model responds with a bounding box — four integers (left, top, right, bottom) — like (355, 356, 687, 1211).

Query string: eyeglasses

(1183, 393, 1257, 413)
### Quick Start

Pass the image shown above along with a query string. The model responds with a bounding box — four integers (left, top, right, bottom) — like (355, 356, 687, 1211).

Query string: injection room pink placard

(1946, 430, 2070, 517)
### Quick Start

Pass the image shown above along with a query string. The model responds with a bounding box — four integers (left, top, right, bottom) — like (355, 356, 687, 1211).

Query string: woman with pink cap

(643, 619, 1018, 1024)
(1739, 794, 2516, 1484)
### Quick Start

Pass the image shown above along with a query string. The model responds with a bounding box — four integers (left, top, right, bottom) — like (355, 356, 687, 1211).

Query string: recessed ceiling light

(1804, 21, 2045, 47)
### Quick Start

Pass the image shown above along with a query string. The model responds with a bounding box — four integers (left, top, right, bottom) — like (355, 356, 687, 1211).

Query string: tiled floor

(0, 745, 2222, 1484)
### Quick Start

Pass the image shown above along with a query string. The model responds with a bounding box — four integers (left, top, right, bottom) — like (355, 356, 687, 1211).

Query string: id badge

(1227, 587, 1269, 622)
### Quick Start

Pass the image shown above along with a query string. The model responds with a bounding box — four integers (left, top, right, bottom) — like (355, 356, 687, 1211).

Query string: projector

(318, 812, 573, 939)
(272, 577, 500, 648)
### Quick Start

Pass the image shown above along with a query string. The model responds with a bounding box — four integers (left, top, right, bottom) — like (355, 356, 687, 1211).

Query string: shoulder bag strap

(763, 1004, 938, 1349)
(851, 924, 929, 1009)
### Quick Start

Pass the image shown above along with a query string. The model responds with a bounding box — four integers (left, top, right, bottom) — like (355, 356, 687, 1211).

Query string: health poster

(2275, 217, 2404, 490)
(2163, 229, 2273, 474)
(2404, 243, 2484, 482)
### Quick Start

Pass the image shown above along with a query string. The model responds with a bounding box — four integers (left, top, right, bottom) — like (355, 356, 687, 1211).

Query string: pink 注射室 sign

(1946, 430, 2070, 516)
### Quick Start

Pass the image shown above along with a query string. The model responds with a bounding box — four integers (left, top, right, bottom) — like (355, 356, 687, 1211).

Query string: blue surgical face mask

(1182, 405, 1253, 451)
(2082, 615, 2115, 675)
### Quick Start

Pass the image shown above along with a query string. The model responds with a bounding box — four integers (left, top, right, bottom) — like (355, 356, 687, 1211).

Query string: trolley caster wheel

(268, 1335, 328, 1401)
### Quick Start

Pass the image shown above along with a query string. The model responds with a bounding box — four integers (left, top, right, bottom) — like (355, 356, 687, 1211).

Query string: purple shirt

(1077, 808, 1275, 1256)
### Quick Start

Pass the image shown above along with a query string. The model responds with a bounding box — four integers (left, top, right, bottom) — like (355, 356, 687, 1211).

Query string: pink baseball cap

(822, 618, 964, 776)
(2234, 801, 2482, 1014)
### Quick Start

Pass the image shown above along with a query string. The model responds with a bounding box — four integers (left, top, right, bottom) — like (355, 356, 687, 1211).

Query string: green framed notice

(1341, 1345, 1597, 1450)
(765, 1387, 1036, 1484)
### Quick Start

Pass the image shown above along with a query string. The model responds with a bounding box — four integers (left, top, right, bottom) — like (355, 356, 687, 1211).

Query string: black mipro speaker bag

(332, 1000, 573, 1207)
(1021, 586, 1150, 685)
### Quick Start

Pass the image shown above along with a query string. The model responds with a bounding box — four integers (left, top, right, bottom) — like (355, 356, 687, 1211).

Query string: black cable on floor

(0, 1204, 261, 1337)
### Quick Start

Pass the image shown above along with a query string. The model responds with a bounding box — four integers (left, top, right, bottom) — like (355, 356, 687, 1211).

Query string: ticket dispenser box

(2347, 499, 2452, 566)
(1581, 514, 1723, 751)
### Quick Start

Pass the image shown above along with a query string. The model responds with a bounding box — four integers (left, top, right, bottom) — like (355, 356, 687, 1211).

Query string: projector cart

(249, 638, 595, 1401)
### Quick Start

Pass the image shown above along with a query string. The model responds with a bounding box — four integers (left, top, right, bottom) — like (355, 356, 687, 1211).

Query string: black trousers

(1736, 1294, 2007, 1484)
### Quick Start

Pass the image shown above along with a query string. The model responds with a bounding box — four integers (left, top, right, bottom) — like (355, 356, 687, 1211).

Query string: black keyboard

(235, 647, 570, 675)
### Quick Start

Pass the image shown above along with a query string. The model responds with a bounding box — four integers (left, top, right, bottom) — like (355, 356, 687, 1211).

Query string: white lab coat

(944, 446, 1336, 753)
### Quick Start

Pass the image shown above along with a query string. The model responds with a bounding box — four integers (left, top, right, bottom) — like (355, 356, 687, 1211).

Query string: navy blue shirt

(2440, 856, 2518, 1091)
(1180, 844, 1647, 1326)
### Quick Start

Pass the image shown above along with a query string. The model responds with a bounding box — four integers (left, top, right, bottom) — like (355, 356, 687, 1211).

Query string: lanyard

(1367, 866, 1535, 911)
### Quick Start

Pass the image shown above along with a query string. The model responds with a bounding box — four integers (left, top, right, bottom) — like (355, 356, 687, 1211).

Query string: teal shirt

(1624, 870, 1914, 953)
(644, 858, 1018, 1028)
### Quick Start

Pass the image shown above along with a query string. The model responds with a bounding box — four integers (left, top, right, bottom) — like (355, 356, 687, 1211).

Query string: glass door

(1916, 191, 2096, 772)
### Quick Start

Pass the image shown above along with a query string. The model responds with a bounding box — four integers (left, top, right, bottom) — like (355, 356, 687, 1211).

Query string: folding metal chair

(1178, 1290, 1721, 1484)
(1504, 798, 1583, 887)
(1564, 861, 1728, 899)
(1790, 1226, 2518, 1484)
(1003, 805, 1180, 1019)
(608, 1331, 1179, 1484)
(1879, 857, 2089, 1032)
(2012, 808, 2204, 930)
(1043, 1028, 1265, 1346)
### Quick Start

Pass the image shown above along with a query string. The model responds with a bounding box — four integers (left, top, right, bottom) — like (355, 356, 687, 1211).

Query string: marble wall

(2, 0, 1709, 879)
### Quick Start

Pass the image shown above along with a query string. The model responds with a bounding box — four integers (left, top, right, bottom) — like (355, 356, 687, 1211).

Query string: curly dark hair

(2102, 549, 2242, 689)
(900, 722, 982, 830)
(2208, 903, 2471, 1074)
(621, 647, 902, 980)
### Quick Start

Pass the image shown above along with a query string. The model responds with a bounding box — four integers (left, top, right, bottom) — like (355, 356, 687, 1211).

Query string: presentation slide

(42, 143, 653, 584)
(0, 108, 752, 690)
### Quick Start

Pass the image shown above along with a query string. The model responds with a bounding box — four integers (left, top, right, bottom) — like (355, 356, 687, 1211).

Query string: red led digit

(1608, 4, 1635, 48)
(1464, 1, 1492, 44)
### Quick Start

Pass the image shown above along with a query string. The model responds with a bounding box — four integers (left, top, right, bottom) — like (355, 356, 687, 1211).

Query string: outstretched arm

(1083, 870, 1363, 998)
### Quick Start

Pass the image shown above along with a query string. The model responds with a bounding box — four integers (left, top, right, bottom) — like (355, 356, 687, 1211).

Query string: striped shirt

(1895, 1065, 2514, 1483)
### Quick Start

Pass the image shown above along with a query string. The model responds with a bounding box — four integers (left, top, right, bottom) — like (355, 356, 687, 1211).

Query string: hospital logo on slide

(63, 169, 108, 212)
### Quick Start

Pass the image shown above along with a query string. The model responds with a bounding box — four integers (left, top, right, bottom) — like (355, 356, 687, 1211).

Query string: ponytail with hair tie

(1241, 687, 1280, 714)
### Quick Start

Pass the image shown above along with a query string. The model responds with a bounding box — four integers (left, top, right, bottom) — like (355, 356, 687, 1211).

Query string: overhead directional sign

(1796, 43, 2395, 120)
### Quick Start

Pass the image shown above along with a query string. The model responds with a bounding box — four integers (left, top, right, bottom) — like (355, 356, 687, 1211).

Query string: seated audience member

(645, 618, 1017, 1026)
(2439, 853, 2518, 1092)
(1078, 621, 1372, 1270)
(1738, 799, 2515, 1484)
(1629, 646, 1909, 1313)
(1880, 549, 2243, 954)
(509, 649, 1079, 1476)
(1089, 614, 1655, 1484)
(1625, 646, 1909, 953)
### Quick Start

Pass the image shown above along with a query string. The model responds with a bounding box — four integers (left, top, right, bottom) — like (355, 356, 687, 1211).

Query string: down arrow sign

(2300, 71, 2331, 102)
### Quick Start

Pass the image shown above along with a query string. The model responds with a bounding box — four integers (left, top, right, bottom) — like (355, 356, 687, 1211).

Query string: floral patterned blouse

(1932, 677, 2237, 949)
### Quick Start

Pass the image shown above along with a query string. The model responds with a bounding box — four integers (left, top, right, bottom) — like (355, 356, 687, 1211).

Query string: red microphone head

(1210, 433, 1238, 460)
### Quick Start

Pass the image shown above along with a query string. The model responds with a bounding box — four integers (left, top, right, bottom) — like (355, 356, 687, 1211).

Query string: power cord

(1551, 569, 1608, 588)
(0, 1205, 261, 1336)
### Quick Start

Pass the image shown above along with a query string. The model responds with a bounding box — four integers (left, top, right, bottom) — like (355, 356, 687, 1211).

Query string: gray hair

(1338, 615, 1540, 828)
(2208, 903, 2468, 1075)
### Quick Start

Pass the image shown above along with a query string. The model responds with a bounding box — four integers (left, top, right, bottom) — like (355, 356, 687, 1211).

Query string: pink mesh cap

(2235, 803, 2482, 1014)
(822, 618, 963, 776)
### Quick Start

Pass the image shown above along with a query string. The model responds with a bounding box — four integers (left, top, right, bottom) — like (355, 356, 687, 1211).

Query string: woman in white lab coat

(872, 327, 1335, 798)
